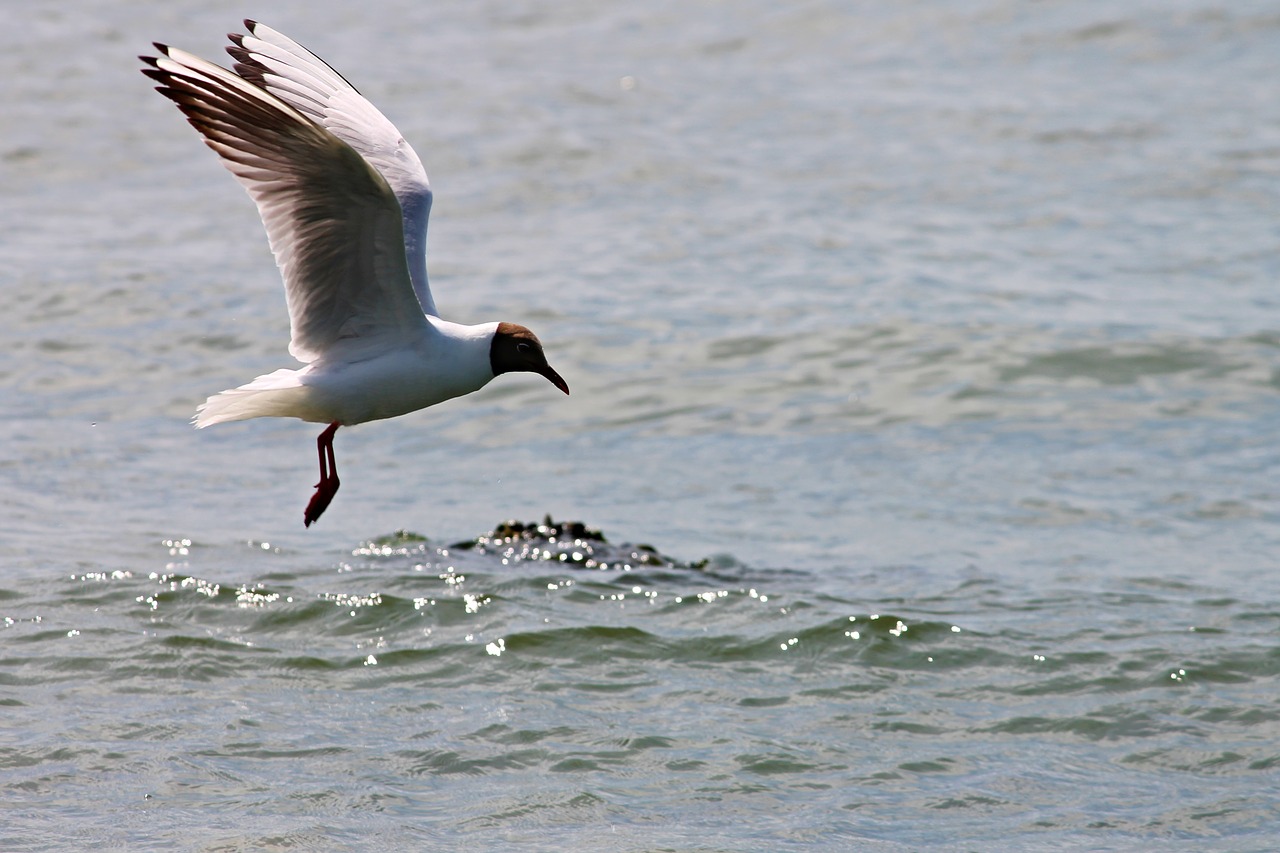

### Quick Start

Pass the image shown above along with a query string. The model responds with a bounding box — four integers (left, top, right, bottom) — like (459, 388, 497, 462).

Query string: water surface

(2, 1, 1279, 849)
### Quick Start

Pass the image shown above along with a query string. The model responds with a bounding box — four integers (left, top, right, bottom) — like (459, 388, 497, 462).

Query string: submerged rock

(453, 514, 680, 571)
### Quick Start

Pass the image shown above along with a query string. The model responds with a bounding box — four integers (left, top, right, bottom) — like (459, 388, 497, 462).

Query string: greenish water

(3, 0, 1280, 849)
(4, 520, 1278, 849)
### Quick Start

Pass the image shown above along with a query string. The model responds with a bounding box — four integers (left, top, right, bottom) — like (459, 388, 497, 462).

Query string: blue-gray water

(3, 1, 1280, 850)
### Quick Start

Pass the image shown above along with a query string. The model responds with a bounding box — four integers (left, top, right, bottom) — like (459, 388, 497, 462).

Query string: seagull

(141, 21, 569, 527)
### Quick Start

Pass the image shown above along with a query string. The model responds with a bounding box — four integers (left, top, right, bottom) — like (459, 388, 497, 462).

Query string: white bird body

(195, 317, 501, 427)
(142, 22, 568, 525)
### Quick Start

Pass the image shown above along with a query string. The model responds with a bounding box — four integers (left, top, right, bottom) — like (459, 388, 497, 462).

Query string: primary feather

(227, 20, 438, 317)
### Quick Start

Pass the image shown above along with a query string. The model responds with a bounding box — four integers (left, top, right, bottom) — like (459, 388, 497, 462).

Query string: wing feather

(141, 44, 429, 363)
(227, 21, 438, 316)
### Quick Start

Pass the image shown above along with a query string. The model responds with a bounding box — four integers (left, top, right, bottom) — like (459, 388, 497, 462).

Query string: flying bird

(141, 21, 569, 527)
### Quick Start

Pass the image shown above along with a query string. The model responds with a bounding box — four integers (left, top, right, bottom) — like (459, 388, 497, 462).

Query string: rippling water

(3, 0, 1279, 849)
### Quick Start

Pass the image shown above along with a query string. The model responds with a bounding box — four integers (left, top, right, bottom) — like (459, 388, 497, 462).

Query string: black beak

(540, 365, 570, 395)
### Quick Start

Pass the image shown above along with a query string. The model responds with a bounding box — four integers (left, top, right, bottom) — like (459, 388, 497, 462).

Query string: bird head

(490, 322, 569, 395)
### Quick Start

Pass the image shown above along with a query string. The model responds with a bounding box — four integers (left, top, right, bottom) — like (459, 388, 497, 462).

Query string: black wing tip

(227, 44, 267, 86)
(228, 21, 258, 61)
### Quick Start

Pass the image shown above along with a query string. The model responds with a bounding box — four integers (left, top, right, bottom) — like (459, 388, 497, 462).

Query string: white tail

(194, 369, 312, 427)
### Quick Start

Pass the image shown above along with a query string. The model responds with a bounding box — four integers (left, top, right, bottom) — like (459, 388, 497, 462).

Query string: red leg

(304, 421, 341, 527)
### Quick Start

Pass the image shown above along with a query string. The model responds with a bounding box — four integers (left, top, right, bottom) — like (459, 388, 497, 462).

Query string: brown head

(490, 322, 569, 395)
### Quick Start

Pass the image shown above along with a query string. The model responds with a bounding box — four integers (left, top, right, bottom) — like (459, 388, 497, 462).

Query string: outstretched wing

(227, 20, 438, 316)
(142, 44, 430, 363)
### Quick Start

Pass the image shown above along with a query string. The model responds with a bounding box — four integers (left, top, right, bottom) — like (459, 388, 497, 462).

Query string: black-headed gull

(141, 21, 569, 527)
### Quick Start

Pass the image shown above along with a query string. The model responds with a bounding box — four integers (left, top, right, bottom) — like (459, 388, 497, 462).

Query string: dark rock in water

(368, 529, 431, 546)
(485, 514, 606, 544)
(453, 514, 681, 570)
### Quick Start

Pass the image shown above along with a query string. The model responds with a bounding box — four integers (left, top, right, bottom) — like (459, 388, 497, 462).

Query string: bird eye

(517, 342, 533, 355)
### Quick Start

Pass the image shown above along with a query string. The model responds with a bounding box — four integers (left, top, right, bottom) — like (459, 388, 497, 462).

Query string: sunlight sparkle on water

(179, 576, 220, 598)
(321, 592, 383, 614)
(77, 570, 133, 582)
(162, 538, 191, 557)
(236, 585, 281, 607)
